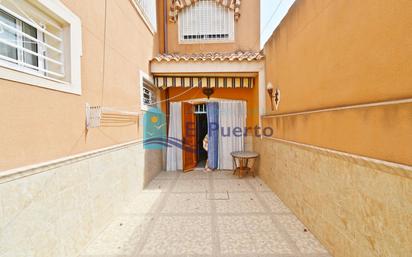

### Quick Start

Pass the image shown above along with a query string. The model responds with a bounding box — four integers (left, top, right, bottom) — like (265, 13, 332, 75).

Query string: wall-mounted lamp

(267, 83, 281, 111)
(202, 88, 214, 99)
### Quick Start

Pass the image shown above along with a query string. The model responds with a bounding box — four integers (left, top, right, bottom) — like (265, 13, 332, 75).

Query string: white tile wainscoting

(0, 141, 162, 257)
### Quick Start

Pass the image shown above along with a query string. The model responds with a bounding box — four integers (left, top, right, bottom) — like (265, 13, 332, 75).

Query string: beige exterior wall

(0, 0, 158, 171)
(257, 0, 412, 256)
(263, 0, 412, 165)
(160, 0, 260, 54)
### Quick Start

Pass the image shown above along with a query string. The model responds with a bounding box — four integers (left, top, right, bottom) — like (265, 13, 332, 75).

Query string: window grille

(135, 0, 157, 32)
(194, 104, 207, 114)
(179, 0, 235, 43)
(0, 1, 64, 81)
(142, 80, 157, 107)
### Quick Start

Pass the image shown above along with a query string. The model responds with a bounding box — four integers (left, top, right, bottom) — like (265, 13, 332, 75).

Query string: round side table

(231, 151, 259, 178)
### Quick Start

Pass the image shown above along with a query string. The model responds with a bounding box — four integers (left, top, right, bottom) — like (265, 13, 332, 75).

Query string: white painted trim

(262, 98, 412, 118)
(0, 140, 143, 183)
(151, 60, 265, 74)
(172, 97, 243, 104)
(130, 0, 156, 35)
(0, 65, 76, 93)
(0, 0, 82, 94)
(258, 68, 266, 129)
(178, 39, 235, 45)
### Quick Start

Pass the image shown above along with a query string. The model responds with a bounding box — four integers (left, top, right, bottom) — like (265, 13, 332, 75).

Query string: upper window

(134, 0, 157, 33)
(0, 0, 82, 94)
(179, 0, 235, 43)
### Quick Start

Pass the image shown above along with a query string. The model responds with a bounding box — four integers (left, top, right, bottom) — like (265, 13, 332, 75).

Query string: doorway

(182, 103, 209, 171)
(195, 104, 208, 168)
(167, 99, 246, 172)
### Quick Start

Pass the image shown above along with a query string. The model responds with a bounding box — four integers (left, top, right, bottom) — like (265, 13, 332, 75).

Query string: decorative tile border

(260, 137, 412, 179)
(0, 140, 143, 184)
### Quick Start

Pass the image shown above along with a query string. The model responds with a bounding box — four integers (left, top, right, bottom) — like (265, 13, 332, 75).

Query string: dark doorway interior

(196, 113, 208, 167)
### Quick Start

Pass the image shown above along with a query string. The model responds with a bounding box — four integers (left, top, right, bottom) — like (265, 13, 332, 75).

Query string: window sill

(178, 39, 235, 45)
(141, 105, 150, 111)
(0, 65, 81, 95)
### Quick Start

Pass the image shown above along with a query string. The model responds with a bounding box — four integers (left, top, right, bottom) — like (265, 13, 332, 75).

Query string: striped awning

(154, 76, 254, 88)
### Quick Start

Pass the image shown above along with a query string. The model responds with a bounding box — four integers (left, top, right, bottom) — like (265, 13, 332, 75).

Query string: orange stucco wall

(161, 86, 260, 129)
(160, 0, 260, 54)
(263, 0, 412, 165)
(0, 0, 157, 171)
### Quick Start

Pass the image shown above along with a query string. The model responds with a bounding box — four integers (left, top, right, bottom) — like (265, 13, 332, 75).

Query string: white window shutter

(179, 0, 235, 42)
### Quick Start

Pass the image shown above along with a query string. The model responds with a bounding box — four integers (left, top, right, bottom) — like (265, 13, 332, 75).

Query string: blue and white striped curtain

(207, 102, 219, 170)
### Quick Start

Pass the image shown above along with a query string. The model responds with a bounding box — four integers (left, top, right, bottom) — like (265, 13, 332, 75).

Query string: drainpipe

(163, 0, 170, 134)
(163, 0, 168, 54)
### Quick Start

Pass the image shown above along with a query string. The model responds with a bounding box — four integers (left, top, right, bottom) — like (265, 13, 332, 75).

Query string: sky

(260, 0, 296, 49)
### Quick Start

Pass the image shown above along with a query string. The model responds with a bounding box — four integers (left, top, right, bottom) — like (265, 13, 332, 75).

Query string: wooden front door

(182, 102, 197, 172)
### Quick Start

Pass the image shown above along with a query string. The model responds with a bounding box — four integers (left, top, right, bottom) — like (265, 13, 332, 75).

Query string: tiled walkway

(80, 170, 331, 257)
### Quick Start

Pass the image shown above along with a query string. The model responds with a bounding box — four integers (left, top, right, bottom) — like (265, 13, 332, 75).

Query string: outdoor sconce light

(203, 88, 214, 99)
(267, 83, 281, 110)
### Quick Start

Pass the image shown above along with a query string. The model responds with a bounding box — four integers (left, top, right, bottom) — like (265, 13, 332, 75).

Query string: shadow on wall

(143, 148, 164, 187)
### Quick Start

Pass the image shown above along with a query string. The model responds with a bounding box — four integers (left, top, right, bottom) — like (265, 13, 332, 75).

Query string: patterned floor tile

(140, 216, 213, 255)
(172, 179, 211, 193)
(217, 215, 249, 232)
(154, 171, 180, 180)
(144, 179, 174, 193)
(215, 192, 265, 213)
(213, 179, 252, 193)
(122, 192, 165, 214)
(276, 214, 329, 254)
(161, 193, 211, 214)
(178, 170, 210, 180)
(247, 177, 272, 192)
(253, 231, 294, 255)
(217, 215, 278, 232)
(259, 191, 292, 214)
(244, 215, 281, 232)
(79, 174, 329, 257)
(82, 215, 153, 256)
(211, 170, 237, 179)
(219, 231, 257, 255)
(218, 215, 293, 255)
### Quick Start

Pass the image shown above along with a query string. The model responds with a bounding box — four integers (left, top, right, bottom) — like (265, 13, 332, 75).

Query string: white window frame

(178, 0, 235, 44)
(0, 10, 48, 76)
(131, 0, 157, 34)
(140, 70, 157, 111)
(0, 0, 82, 95)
